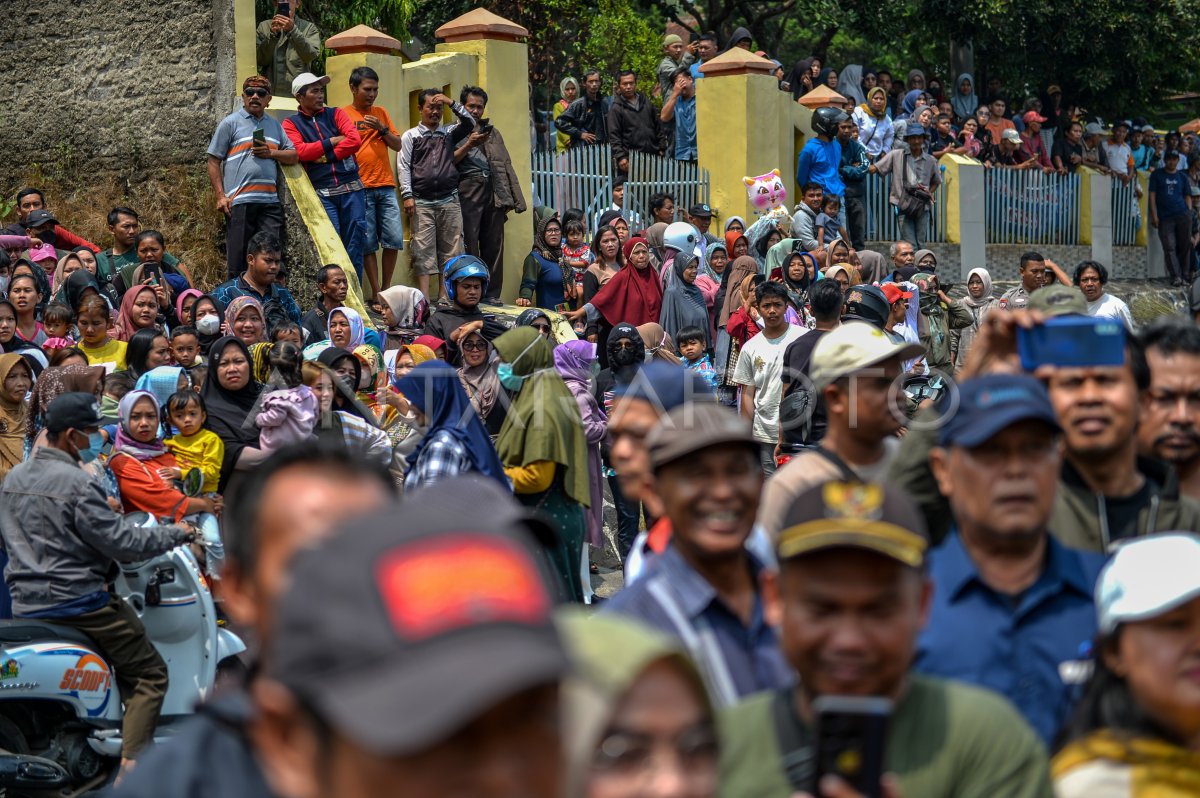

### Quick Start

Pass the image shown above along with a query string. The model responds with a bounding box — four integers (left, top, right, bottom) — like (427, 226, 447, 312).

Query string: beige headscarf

(636, 322, 681, 365)
(0, 354, 31, 479)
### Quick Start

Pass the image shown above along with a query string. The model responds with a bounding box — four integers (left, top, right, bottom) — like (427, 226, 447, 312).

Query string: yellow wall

(939, 155, 974, 244)
(697, 72, 795, 222)
(233, 0, 257, 98)
(1078, 166, 1097, 246)
(1135, 170, 1149, 247)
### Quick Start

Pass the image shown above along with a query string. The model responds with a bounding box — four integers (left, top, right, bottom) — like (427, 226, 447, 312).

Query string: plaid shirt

(404, 430, 471, 490)
(332, 412, 393, 466)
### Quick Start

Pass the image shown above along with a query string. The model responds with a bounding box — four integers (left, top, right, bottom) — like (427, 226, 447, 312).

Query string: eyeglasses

(244, 88, 270, 98)
(531, 323, 551, 333)
(461, 340, 488, 352)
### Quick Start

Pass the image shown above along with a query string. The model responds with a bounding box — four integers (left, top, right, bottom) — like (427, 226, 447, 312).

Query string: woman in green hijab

(557, 609, 719, 798)
(494, 326, 590, 602)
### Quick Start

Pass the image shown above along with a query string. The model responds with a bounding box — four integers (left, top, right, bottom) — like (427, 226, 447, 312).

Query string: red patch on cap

(374, 534, 550, 640)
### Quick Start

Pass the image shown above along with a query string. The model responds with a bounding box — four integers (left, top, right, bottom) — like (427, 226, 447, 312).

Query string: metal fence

(530, 144, 709, 229)
(984, 168, 1081, 245)
(862, 167, 948, 245)
(1111, 176, 1141, 246)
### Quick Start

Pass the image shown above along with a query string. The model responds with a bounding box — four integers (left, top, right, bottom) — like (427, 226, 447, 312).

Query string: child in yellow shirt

(162, 390, 224, 494)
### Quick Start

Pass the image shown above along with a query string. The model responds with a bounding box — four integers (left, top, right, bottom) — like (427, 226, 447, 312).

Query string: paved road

(590, 485, 627, 600)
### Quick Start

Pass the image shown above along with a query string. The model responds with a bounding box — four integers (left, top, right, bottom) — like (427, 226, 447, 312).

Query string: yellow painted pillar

(696, 49, 792, 223)
(233, 0, 257, 98)
(941, 157, 962, 243)
(1078, 167, 1095, 246)
(1134, 170, 1149, 247)
(436, 9, 534, 303)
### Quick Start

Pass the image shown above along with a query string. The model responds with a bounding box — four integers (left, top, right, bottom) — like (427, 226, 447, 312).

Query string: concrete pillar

(696, 49, 793, 223)
(941, 155, 985, 282)
(437, 9, 533, 303)
(1079, 167, 1114, 267)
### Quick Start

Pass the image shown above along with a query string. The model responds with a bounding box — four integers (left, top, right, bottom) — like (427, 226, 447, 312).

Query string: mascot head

(743, 169, 787, 215)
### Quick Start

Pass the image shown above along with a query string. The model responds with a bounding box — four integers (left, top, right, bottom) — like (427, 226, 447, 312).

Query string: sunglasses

(531, 323, 551, 333)
(461, 340, 488, 352)
(614, 340, 639, 350)
(244, 88, 270, 98)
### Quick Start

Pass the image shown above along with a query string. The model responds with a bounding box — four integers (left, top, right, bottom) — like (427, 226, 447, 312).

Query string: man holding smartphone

(255, 0, 320, 97)
(208, 76, 297, 281)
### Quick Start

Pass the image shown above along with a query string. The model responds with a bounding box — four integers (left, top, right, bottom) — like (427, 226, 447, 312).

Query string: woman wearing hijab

(839, 64, 866, 106)
(951, 73, 979, 125)
(51, 252, 85, 298)
(113, 284, 160, 342)
(174, 288, 202, 327)
(553, 340, 607, 594)
(61, 269, 104, 316)
(659, 253, 712, 349)
(317, 347, 368, 416)
(696, 241, 727, 309)
(376, 285, 429, 353)
(574, 236, 664, 368)
(643, 222, 669, 265)
(853, 86, 895, 158)
(558, 610, 718, 798)
(202, 336, 264, 491)
(493, 326, 589, 603)
(912, 271, 972, 374)
(134, 365, 188, 411)
(637, 322, 681, 366)
(189, 294, 224, 354)
(391, 359, 508, 490)
(224, 296, 267, 347)
(457, 328, 506, 437)
(109, 389, 218, 519)
(724, 216, 746, 235)
(816, 66, 839, 91)
(953, 267, 997, 371)
(907, 69, 926, 91)
(25, 364, 105, 452)
(123, 327, 171, 381)
(519, 214, 570, 311)
(787, 58, 815, 100)
(553, 76, 579, 154)
(0, 354, 32, 481)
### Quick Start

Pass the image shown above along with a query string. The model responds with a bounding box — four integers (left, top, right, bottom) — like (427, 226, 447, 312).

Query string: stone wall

(864, 243, 1150, 283)
(2, 0, 236, 171)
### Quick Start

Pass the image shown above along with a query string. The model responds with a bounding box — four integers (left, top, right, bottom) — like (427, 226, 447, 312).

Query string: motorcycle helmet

(442, 254, 490, 303)
(812, 106, 849, 138)
(841, 284, 891, 329)
(663, 221, 699, 254)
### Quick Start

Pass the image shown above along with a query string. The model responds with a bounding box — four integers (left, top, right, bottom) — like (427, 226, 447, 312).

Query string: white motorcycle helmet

(663, 221, 699, 254)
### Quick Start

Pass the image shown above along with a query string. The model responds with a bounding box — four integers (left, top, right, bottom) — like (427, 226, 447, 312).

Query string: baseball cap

(776, 481, 929, 567)
(809, 321, 925, 390)
(24, 209, 57, 228)
(1084, 122, 1104, 136)
(1141, 124, 1155, 134)
(842, 284, 891, 328)
(291, 71, 330, 96)
(1001, 128, 1022, 144)
(1022, 110, 1047, 124)
(688, 203, 713, 218)
(29, 243, 57, 263)
(267, 478, 569, 756)
(938, 374, 1061, 448)
(880, 282, 912, 304)
(647, 402, 757, 470)
(44, 392, 104, 433)
(1027, 284, 1087, 316)
(1097, 533, 1200, 633)
(904, 123, 926, 138)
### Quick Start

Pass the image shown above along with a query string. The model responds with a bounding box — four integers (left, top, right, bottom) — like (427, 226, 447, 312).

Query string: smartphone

(277, 1, 290, 16)
(1017, 316, 1126, 371)
(810, 696, 891, 798)
(478, 118, 494, 134)
(253, 128, 265, 145)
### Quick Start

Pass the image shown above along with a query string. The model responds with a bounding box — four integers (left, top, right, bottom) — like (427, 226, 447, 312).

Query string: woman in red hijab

(566, 236, 664, 368)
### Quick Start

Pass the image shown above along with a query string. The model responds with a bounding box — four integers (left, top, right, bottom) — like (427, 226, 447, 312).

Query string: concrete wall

(1, 0, 237, 170)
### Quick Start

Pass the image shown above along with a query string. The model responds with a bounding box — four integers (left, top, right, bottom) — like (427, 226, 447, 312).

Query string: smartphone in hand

(1017, 316, 1126, 371)
(811, 696, 891, 798)
(253, 128, 266, 145)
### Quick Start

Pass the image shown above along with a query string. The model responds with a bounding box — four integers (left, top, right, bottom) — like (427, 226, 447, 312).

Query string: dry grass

(2, 165, 227, 291)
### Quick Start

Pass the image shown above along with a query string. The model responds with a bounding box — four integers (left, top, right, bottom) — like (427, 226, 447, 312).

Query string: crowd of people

(0, 4, 1197, 795)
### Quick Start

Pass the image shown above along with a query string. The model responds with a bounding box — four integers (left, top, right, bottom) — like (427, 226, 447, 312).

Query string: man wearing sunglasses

(208, 76, 298, 280)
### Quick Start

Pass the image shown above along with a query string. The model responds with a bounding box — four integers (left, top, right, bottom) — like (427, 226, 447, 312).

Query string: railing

(1111, 175, 1141, 246)
(984, 168, 1081, 245)
(530, 143, 710, 230)
(863, 167, 947, 244)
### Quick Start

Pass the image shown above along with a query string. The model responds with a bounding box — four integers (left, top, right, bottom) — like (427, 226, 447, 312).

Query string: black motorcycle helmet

(812, 106, 849, 138)
(841, 284, 891, 329)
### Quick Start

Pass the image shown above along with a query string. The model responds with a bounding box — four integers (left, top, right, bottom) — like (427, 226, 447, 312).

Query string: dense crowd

(0, 3, 1198, 796)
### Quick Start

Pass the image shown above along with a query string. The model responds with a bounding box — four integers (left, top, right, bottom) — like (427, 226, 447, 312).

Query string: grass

(2, 166, 227, 292)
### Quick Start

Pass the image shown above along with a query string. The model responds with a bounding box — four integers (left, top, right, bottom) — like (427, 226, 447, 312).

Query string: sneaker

(1173, 278, 1183, 287)
(481, 296, 504, 306)
(436, 296, 452, 307)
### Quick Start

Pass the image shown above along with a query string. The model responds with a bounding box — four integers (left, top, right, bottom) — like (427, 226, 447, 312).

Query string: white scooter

(0, 470, 244, 794)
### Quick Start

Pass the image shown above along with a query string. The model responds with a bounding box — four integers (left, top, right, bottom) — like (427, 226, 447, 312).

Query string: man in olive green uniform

(719, 481, 1052, 798)
(256, 0, 321, 97)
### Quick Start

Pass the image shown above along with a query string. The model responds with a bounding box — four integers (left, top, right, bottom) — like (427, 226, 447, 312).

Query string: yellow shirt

(164, 429, 225, 494)
(80, 338, 127, 372)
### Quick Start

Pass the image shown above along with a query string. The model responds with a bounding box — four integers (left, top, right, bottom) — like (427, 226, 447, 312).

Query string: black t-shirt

(1052, 138, 1083, 172)
(1105, 477, 1158, 543)
(780, 329, 829, 445)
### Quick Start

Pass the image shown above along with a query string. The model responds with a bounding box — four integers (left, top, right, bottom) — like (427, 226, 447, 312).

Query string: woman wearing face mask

(953, 267, 996, 371)
(108, 390, 218, 519)
(201, 336, 266, 492)
(0, 354, 33, 481)
(659, 253, 712, 350)
(636, 322, 681, 366)
(493, 326, 590, 603)
(558, 610, 719, 798)
(1054, 533, 1200, 796)
(554, 340, 607, 597)
(25, 364, 106, 455)
(191, 295, 224, 353)
(569, 237, 664, 368)
(391, 359, 508, 491)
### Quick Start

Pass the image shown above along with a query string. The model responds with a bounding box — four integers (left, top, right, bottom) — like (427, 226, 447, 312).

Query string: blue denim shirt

(604, 544, 792, 707)
(915, 531, 1105, 745)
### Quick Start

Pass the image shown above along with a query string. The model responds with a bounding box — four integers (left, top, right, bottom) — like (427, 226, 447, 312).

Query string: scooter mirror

(181, 468, 203, 497)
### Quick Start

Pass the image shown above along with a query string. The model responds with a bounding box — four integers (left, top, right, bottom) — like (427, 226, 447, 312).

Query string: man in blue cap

(919, 374, 1106, 745)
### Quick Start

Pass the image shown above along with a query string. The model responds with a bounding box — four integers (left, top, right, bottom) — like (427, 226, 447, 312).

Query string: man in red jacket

(6, 188, 99, 252)
(282, 72, 366, 280)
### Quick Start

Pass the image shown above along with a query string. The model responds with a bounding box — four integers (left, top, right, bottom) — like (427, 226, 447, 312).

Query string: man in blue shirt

(1148, 150, 1195, 286)
(919, 374, 1106, 744)
(660, 66, 696, 162)
(604, 401, 791, 707)
(796, 106, 846, 201)
(212, 231, 302, 327)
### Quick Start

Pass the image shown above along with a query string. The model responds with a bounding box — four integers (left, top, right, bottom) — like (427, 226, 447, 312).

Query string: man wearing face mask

(0, 393, 196, 779)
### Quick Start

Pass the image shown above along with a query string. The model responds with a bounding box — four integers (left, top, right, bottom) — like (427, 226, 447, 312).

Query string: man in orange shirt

(342, 66, 404, 299)
(984, 95, 1016, 145)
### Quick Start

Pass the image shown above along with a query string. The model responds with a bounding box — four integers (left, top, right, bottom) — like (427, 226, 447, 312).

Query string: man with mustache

(921, 375, 1105, 745)
(1137, 318, 1200, 501)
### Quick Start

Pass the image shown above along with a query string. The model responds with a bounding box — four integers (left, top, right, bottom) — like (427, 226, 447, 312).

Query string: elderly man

(1138, 318, 1200, 500)
(870, 124, 942, 248)
(255, 0, 321, 97)
(922, 375, 1106, 744)
(208, 76, 297, 280)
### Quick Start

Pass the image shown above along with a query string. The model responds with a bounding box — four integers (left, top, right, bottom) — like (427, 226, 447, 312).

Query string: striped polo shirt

(207, 109, 293, 206)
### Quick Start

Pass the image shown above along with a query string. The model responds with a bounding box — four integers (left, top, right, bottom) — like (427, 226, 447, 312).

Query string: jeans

(608, 474, 643, 562)
(226, 201, 285, 280)
(899, 208, 928, 249)
(319, 189, 367, 280)
(844, 194, 867, 250)
(759, 442, 778, 476)
(1158, 213, 1193, 281)
(362, 186, 405, 252)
